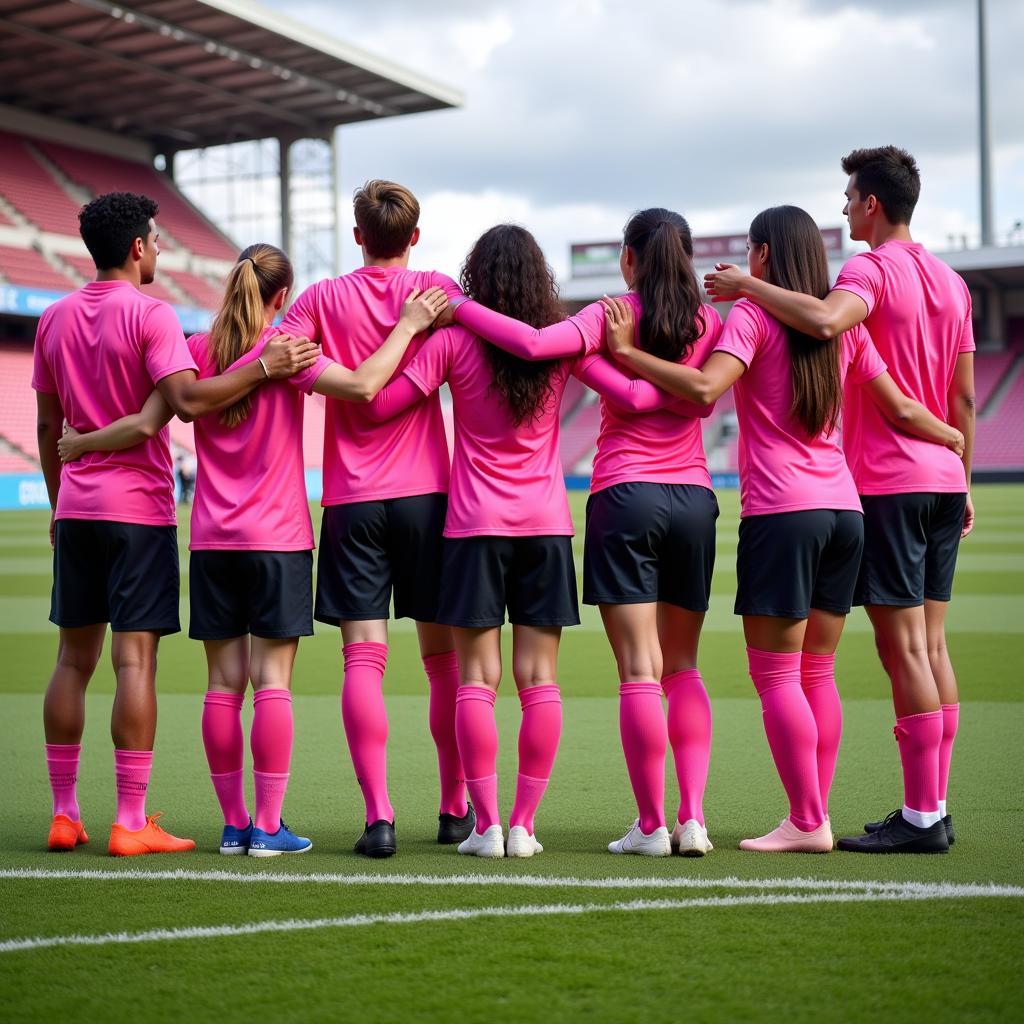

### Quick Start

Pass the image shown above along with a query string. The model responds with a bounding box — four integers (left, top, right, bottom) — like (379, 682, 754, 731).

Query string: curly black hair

(460, 224, 564, 427)
(78, 192, 159, 270)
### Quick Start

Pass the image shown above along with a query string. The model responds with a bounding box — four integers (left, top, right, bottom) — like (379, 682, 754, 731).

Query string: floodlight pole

(279, 136, 293, 255)
(978, 0, 994, 247)
(332, 128, 343, 276)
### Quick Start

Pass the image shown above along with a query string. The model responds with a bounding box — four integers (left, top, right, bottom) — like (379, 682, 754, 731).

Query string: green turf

(1, 486, 1022, 1022)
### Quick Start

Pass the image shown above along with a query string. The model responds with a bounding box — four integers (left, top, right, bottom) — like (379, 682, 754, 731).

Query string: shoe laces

(147, 812, 165, 834)
(879, 808, 903, 831)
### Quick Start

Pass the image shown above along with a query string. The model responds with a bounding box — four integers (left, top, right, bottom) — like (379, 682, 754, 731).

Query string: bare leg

(865, 605, 941, 717)
(924, 599, 958, 706)
(204, 637, 249, 696)
(110, 630, 160, 751)
(43, 624, 106, 744)
(249, 637, 299, 691)
(600, 603, 661, 683)
(658, 605, 704, 675)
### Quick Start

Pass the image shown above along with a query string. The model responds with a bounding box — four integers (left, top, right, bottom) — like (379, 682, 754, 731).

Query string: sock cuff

(519, 683, 561, 709)
(516, 771, 549, 785)
(253, 688, 292, 705)
(941, 703, 960, 712)
(746, 646, 802, 668)
(894, 710, 944, 741)
(465, 773, 498, 786)
(456, 685, 497, 707)
(204, 690, 245, 710)
(343, 641, 389, 672)
(661, 669, 701, 696)
(422, 650, 459, 676)
(896, 710, 944, 726)
(44, 742, 81, 760)
(747, 647, 801, 694)
(800, 651, 836, 668)
(114, 749, 154, 771)
(210, 768, 244, 781)
(619, 681, 663, 699)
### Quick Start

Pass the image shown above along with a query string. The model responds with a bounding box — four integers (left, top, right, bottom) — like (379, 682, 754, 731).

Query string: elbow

(812, 317, 838, 341)
(693, 381, 716, 407)
(140, 420, 164, 437)
(350, 383, 376, 404)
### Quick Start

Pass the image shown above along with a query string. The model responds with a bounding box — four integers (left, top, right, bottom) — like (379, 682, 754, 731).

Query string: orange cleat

(108, 812, 196, 857)
(48, 814, 89, 851)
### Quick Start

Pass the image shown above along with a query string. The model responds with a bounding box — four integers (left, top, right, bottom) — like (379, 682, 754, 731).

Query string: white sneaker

(671, 818, 714, 856)
(457, 823, 505, 858)
(506, 825, 543, 858)
(607, 819, 671, 856)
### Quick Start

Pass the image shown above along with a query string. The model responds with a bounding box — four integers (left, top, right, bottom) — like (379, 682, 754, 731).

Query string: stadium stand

(0, 344, 37, 462)
(165, 270, 226, 311)
(0, 132, 82, 235)
(974, 351, 1016, 412)
(56, 251, 183, 306)
(975, 355, 1024, 469)
(0, 245, 77, 292)
(38, 141, 239, 261)
(559, 397, 602, 474)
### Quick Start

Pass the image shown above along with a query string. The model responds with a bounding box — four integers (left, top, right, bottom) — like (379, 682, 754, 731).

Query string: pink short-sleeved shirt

(403, 325, 574, 537)
(281, 266, 463, 506)
(715, 300, 886, 518)
(834, 241, 974, 494)
(569, 294, 722, 493)
(31, 280, 197, 526)
(187, 328, 330, 550)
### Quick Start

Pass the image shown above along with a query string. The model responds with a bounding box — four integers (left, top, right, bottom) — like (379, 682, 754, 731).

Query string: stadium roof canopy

(0, 0, 462, 151)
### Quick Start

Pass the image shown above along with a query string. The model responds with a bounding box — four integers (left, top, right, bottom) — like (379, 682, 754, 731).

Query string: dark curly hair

(78, 192, 159, 270)
(623, 207, 705, 363)
(460, 225, 564, 427)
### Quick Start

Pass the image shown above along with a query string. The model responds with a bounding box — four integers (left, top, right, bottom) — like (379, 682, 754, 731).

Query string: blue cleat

(247, 821, 313, 857)
(220, 819, 253, 856)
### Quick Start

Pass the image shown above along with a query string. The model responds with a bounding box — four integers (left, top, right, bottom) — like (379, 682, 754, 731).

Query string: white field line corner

(1, 884, 1022, 955)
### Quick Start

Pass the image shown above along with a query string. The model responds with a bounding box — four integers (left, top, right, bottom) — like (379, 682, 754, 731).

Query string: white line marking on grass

(2, 885, 1022, 955)
(2, 866, 1022, 897)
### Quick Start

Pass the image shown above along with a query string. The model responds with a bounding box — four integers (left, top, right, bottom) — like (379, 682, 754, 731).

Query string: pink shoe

(739, 817, 833, 853)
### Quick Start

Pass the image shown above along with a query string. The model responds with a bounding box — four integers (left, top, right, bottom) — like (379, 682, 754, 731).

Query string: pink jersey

(834, 241, 974, 494)
(391, 325, 574, 537)
(31, 280, 197, 526)
(715, 300, 886, 518)
(568, 294, 723, 493)
(187, 328, 331, 550)
(281, 266, 463, 505)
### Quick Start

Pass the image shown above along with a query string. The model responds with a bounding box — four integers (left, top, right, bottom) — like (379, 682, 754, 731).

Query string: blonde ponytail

(207, 244, 294, 427)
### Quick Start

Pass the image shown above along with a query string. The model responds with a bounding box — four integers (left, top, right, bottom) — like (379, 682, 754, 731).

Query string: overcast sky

(258, 0, 1023, 282)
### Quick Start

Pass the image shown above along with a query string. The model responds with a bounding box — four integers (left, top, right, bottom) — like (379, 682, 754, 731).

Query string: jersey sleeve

(845, 325, 887, 385)
(454, 301, 585, 359)
(363, 374, 428, 423)
(713, 300, 767, 368)
(402, 327, 456, 397)
(833, 252, 885, 316)
(30, 314, 57, 393)
(428, 270, 467, 304)
(567, 300, 609, 357)
(288, 353, 333, 395)
(957, 297, 977, 355)
(143, 302, 197, 385)
(280, 283, 321, 343)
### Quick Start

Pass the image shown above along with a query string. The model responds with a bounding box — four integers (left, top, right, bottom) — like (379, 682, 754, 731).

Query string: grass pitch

(1, 486, 1022, 1022)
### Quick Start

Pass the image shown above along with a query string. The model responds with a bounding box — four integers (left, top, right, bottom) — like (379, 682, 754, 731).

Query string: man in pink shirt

(33, 192, 317, 856)
(280, 180, 471, 857)
(705, 148, 976, 854)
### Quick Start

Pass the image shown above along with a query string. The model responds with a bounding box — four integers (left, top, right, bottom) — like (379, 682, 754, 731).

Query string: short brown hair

(841, 146, 920, 225)
(353, 179, 420, 258)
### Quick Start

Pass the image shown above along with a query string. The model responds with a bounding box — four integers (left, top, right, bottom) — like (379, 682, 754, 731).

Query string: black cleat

(354, 819, 397, 859)
(437, 804, 475, 845)
(865, 810, 955, 845)
(839, 810, 949, 854)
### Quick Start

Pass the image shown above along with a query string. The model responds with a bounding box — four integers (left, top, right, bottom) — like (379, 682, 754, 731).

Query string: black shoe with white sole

(838, 810, 949, 854)
(354, 818, 397, 858)
(864, 810, 955, 845)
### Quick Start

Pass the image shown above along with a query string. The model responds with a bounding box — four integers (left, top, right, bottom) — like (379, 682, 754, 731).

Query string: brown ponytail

(748, 206, 841, 437)
(623, 208, 705, 362)
(208, 243, 293, 427)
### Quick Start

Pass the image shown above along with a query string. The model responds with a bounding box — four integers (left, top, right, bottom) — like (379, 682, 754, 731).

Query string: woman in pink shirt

(445, 209, 721, 857)
(59, 243, 448, 857)
(602, 206, 964, 853)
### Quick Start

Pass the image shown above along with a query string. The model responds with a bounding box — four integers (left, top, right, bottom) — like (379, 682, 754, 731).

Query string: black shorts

(189, 550, 314, 640)
(855, 492, 967, 606)
(50, 519, 180, 634)
(735, 509, 864, 619)
(583, 482, 718, 611)
(437, 536, 580, 628)
(315, 493, 447, 624)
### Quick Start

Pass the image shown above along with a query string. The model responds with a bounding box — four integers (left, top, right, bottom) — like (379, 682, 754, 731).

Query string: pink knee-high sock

(619, 681, 668, 835)
(895, 710, 943, 816)
(423, 651, 468, 817)
(252, 688, 294, 833)
(455, 686, 500, 833)
(45, 742, 81, 820)
(201, 691, 249, 828)
(938, 703, 959, 806)
(662, 670, 711, 827)
(510, 684, 562, 834)
(799, 652, 843, 816)
(341, 642, 393, 825)
(747, 647, 824, 832)
(114, 749, 152, 831)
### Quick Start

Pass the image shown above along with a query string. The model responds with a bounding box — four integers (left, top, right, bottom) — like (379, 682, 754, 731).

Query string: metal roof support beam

(279, 136, 292, 259)
(331, 128, 342, 276)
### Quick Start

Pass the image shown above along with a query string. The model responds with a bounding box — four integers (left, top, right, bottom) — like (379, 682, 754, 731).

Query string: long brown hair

(208, 243, 293, 427)
(623, 208, 705, 362)
(748, 206, 841, 437)
(460, 225, 564, 426)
